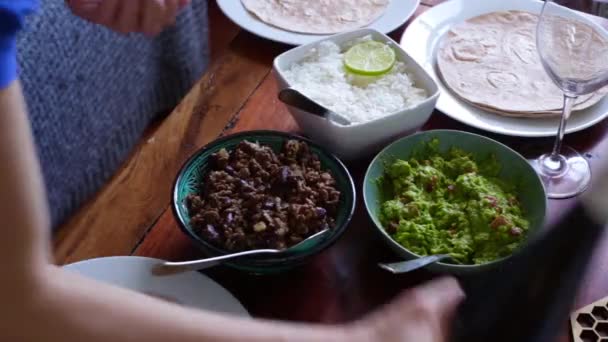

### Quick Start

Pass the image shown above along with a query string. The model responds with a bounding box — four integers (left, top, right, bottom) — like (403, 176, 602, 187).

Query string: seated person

(18, 0, 210, 229)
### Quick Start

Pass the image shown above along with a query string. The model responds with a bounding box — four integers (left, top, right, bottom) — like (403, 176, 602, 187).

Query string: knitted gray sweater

(17, 0, 210, 229)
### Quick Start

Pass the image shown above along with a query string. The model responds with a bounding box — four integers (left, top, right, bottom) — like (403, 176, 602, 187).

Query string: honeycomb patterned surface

(571, 296, 608, 342)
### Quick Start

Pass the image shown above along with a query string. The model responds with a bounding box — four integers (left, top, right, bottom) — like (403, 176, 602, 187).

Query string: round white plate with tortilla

(217, 0, 420, 46)
(64, 256, 250, 317)
(400, 0, 608, 137)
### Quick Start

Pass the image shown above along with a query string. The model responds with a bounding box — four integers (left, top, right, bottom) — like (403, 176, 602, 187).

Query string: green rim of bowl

(363, 129, 547, 273)
(172, 130, 356, 273)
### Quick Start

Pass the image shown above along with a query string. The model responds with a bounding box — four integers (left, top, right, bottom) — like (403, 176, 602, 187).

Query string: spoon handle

(277, 88, 351, 125)
(152, 249, 279, 276)
(378, 254, 450, 274)
(152, 230, 330, 276)
(278, 88, 328, 118)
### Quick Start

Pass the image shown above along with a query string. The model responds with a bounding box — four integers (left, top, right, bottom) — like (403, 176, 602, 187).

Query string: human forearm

(0, 82, 51, 272)
(0, 0, 49, 278)
(14, 265, 347, 342)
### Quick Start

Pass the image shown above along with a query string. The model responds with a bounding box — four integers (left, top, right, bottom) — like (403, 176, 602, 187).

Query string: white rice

(283, 38, 428, 124)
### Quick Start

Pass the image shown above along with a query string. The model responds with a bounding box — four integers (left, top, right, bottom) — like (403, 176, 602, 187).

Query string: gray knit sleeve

(17, 0, 210, 229)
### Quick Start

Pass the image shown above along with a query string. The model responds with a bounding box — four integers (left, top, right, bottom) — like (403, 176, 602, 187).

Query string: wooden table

(53, 1, 608, 341)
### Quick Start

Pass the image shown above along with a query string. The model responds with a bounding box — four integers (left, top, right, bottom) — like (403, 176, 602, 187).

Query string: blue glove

(0, 0, 37, 89)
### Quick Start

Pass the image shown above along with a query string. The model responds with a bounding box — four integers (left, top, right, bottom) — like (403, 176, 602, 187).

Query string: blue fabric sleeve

(0, 0, 38, 89)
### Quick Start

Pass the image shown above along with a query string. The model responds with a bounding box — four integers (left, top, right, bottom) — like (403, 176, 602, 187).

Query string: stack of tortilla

(241, 0, 390, 35)
(437, 10, 608, 118)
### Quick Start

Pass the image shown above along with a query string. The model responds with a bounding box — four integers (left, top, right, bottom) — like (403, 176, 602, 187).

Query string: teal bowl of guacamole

(364, 130, 546, 275)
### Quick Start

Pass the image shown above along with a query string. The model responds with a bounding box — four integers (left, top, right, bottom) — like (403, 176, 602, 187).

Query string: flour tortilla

(459, 88, 608, 118)
(437, 10, 608, 118)
(241, 0, 390, 35)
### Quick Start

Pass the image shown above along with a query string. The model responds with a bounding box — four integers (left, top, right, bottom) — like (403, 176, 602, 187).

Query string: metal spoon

(378, 254, 451, 274)
(278, 87, 351, 126)
(152, 229, 330, 276)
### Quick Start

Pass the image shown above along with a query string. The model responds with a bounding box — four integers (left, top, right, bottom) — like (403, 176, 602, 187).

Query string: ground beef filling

(186, 140, 341, 252)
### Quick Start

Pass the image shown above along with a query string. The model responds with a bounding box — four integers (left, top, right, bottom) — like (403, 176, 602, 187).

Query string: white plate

(217, 0, 420, 46)
(400, 0, 608, 137)
(64, 256, 249, 317)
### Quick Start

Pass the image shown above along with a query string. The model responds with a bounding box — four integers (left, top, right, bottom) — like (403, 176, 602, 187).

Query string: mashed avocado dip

(379, 139, 529, 265)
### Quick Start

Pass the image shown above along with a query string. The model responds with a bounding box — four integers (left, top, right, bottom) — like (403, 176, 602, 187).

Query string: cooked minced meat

(186, 139, 341, 252)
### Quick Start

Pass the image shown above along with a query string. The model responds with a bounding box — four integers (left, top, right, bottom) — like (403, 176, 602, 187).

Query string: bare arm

(0, 3, 462, 340)
(0, 76, 463, 342)
(0, 81, 347, 342)
(0, 82, 50, 282)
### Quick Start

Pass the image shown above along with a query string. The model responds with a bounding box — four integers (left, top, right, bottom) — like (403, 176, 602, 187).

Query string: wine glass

(535, 0, 608, 198)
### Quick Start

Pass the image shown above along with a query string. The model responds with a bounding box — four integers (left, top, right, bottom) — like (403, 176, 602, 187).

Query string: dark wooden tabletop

(53, 1, 608, 341)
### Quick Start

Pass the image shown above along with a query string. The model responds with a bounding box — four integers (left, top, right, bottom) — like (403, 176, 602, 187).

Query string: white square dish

(273, 28, 440, 160)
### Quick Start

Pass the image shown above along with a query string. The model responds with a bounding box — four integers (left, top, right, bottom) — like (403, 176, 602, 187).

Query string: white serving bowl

(273, 28, 440, 160)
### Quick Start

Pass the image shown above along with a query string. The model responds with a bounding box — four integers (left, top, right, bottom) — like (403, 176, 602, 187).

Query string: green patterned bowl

(172, 130, 356, 274)
(364, 130, 547, 275)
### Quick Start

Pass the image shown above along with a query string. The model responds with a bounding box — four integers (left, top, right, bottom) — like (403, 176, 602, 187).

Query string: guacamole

(379, 139, 529, 265)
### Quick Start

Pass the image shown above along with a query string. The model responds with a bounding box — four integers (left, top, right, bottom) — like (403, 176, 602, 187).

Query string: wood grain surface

(56, 1, 608, 341)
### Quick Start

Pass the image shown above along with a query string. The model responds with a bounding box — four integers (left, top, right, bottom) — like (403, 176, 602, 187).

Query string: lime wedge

(343, 41, 396, 76)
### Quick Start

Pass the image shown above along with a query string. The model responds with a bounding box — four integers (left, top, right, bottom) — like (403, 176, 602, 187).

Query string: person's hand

(350, 277, 465, 342)
(66, 0, 191, 36)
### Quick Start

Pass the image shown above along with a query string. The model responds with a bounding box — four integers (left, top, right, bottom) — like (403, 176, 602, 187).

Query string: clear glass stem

(551, 94, 578, 159)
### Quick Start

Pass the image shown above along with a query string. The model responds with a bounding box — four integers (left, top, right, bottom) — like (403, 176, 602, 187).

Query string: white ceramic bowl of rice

(273, 28, 439, 160)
